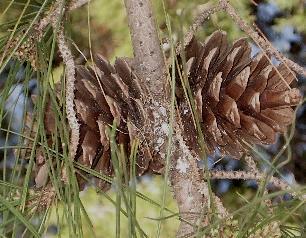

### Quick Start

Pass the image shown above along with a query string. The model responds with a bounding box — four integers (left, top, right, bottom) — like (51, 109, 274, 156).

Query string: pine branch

(123, 1, 228, 237)
(124, 0, 165, 87)
(243, 156, 275, 209)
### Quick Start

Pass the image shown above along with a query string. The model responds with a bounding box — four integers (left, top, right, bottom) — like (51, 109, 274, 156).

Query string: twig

(209, 169, 305, 203)
(209, 170, 294, 193)
(219, 0, 306, 78)
(45, 0, 80, 160)
(37, 0, 89, 31)
(55, 24, 80, 160)
(35, 0, 87, 160)
(243, 155, 274, 209)
(176, 4, 221, 54)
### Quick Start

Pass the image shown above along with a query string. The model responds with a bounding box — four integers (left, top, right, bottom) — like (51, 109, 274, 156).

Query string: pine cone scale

(217, 95, 241, 127)
(225, 66, 250, 101)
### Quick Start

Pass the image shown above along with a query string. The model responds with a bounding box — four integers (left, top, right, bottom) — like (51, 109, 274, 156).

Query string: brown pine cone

(74, 55, 148, 190)
(177, 30, 302, 158)
(25, 56, 151, 190)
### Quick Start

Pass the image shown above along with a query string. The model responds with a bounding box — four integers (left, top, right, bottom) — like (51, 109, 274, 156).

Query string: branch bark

(124, 0, 166, 89)
(209, 170, 291, 191)
(171, 133, 229, 237)
(56, 24, 79, 160)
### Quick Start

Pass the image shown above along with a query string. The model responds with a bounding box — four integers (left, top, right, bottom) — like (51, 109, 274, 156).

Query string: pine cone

(25, 55, 151, 190)
(177, 31, 302, 158)
(74, 55, 148, 190)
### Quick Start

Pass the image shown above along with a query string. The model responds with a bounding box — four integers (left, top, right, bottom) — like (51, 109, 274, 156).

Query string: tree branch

(124, 1, 228, 237)
(171, 133, 228, 237)
(31, 0, 89, 162)
(124, 0, 170, 171)
(124, 0, 165, 87)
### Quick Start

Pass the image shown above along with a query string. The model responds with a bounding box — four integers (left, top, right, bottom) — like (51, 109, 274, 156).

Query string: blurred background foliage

(67, 0, 255, 62)
(0, 0, 305, 237)
(46, 177, 179, 237)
